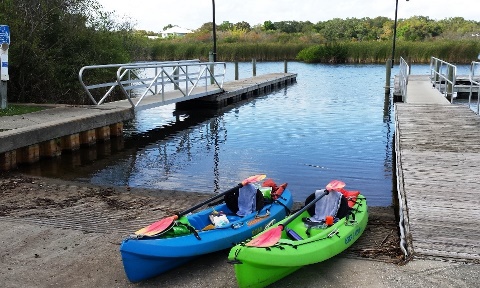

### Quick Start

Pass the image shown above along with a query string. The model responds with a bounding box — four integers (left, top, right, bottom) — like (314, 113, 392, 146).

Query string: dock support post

(235, 62, 239, 80)
(109, 122, 123, 137)
(174, 66, 179, 90)
(434, 59, 440, 84)
(284, 60, 288, 73)
(209, 51, 215, 84)
(95, 126, 110, 142)
(447, 65, 454, 101)
(0, 151, 16, 171)
(385, 59, 392, 94)
(40, 139, 62, 158)
(80, 129, 96, 146)
(61, 134, 80, 151)
(252, 59, 256, 76)
(18, 144, 40, 164)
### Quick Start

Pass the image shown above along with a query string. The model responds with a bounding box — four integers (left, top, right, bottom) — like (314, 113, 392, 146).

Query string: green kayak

(228, 188, 368, 288)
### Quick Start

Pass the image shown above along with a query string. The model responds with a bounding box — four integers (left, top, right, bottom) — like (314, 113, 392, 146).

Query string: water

(21, 62, 464, 207)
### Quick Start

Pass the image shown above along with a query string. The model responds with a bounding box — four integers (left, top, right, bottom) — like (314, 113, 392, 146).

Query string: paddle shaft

(177, 183, 243, 217)
(280, 189, 329, 229)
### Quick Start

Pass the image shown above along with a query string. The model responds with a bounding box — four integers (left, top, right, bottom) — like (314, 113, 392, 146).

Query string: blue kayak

(120, 188, 293, 282)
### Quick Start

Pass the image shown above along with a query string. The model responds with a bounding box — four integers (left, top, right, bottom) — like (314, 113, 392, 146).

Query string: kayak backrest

(224, 187, 265, 215)
(304, 191, 350, 220)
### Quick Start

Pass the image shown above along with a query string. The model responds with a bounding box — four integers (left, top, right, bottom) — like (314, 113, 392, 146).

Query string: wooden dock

(395, 75, 480, 261)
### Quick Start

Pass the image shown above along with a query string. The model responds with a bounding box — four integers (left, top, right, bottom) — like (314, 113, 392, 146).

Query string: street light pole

(212, 0, 217, 62)
(391, 0, 399, 68)
(392, 0, 409, 68)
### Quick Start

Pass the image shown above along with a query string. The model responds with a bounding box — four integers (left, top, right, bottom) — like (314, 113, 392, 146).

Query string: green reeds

(149, 39, 479, 63)
(297, 40, 480, 64)
(150, 41, 307, 62)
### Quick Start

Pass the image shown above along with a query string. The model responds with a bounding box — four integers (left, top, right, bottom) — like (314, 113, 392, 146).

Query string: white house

(161, 26, 194, 38)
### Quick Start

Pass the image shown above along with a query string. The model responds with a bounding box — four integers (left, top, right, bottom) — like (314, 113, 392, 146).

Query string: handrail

(468, 61, 480, 114)
(78, 60, 204, 106)
(398, 57, 410, 102)
(429, 57, 457, 103)
(115, 61, 226, 108)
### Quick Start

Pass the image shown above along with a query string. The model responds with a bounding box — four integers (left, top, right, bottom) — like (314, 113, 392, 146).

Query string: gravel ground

(1, 172, 478, 288)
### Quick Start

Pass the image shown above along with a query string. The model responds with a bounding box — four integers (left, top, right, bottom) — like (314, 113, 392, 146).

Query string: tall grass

(150, 40, 479, 64)
(297, 40, 480, 64)
(150, 41, 307, 62)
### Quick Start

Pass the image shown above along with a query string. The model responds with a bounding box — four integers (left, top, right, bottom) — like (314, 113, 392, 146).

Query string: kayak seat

(226, 215, 242, 222)
(224, 184, 265, 217)
(187, 214, 210, 230)
(304, 191, 350, 222)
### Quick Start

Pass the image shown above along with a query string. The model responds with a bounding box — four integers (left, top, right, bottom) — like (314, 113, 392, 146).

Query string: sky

(97, 0, 479, 32)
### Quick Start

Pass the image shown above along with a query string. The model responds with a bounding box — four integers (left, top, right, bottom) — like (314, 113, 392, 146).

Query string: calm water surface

(22, 62, 466, 207)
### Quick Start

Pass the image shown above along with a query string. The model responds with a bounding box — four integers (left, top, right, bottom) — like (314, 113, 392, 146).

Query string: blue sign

(0, 25, 10, 45)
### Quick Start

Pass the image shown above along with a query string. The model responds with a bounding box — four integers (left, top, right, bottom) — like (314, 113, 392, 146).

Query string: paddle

(245, 179, 345, 247)
(135, 174, 266, 237)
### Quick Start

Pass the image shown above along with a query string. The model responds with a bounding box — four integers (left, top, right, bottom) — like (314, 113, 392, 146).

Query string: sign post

(0, 25, 10, 109)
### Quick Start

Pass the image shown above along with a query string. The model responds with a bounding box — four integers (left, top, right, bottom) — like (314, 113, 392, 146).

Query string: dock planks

(395, 103, 480, 261)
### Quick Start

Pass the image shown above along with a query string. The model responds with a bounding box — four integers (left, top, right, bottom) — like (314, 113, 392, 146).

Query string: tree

(163, 24, 174, 31)
(218, 21, 233, 31)
(198, 22, 215, 32)
(234, 21, 251, 32)
(397, 16, 443, 41)
(0, 0, 137, 104)
(263, 21, 276, 31)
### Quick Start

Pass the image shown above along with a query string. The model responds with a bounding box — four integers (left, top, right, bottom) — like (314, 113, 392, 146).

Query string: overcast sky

(97, 0, 478, 32)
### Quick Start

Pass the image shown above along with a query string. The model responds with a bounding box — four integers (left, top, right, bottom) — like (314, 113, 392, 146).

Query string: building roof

(162, 26, 193, 34)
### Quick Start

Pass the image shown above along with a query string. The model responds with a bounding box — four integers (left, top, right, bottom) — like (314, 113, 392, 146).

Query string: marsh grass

(297, 40, 480, 64)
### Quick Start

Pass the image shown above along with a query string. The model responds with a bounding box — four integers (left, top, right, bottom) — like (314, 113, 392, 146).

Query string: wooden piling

(109, 122, 123, 137)
(80, 129, 97, 146)
(0, 150, 17, 171)
(18, 144, 40, 164)
(95, 126, 110, 141)
(40, 139, 62, 158)
(61, 134, 80, 151)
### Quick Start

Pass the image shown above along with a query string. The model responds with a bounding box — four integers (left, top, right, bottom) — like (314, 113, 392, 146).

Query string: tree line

(1, 0, 479, 105)
(145, 16, 480, 43)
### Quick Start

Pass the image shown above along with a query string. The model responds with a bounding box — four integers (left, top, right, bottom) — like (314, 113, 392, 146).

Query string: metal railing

(79, 60, 226, 108)
(468, 61, 480, 114)
(398, 57, 410, 102)
(429, 57, 457, 103)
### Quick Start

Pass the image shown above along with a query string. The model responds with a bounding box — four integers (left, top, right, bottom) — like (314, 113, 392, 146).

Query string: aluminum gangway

(79, 60, 226, 111)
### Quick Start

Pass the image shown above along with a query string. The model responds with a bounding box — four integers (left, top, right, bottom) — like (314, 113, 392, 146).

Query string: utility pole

(212, 0, 217, 62)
